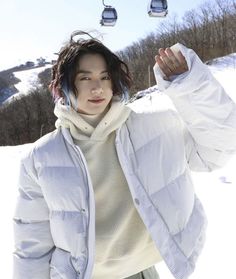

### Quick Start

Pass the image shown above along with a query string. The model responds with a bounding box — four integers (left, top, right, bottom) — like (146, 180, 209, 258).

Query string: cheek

(77, 92, 87, 104)
(106, 82, 113, 94)
(109, 89, 113, 97)
(75, 82, 87, 92)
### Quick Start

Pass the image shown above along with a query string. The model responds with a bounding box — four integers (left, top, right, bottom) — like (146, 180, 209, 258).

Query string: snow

(2, 65, 52, 105)
(208, 53, 236, 102)
(13, 64, 51, 94)
(157, 156, 236, 279)
(0, 53, 236, 279)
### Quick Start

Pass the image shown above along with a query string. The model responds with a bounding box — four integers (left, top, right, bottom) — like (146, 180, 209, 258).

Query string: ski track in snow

(1, 54, 236, 279)
(13, 65, 51, 93)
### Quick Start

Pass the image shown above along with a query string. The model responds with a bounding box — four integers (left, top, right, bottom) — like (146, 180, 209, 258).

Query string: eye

(101, 75, 111, 80)
(80, 76, 90, 81)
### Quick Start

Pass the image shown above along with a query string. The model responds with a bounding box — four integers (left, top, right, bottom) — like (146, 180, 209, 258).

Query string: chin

(85, 108, 105, 115)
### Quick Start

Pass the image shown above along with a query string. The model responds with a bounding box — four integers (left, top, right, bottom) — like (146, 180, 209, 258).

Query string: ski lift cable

(102, 0, 111, 8)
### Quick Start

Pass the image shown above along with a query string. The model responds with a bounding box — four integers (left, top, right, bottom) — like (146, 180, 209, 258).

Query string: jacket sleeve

(153, 43, 236, 171)
(13, 150, 55, 279)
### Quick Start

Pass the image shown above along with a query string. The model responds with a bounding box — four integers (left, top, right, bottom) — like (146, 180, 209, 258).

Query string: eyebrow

(77, 70, 109, 75)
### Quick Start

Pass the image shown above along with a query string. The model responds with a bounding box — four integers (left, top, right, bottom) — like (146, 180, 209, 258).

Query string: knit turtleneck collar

(78, 106, 109, 128)
(54, 97, 131, 141)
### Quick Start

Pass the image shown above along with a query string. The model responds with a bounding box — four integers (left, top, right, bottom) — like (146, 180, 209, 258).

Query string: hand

(155, 48, 189, 80)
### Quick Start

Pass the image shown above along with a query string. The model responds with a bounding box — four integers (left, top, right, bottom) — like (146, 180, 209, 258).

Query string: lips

(88, 99, 105, 104)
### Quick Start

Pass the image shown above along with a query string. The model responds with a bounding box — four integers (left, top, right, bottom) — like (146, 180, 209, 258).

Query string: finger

(159, 48, 177, 71)
(176, 51, 189, 71)
(165, 48, 189, 73)
(166, 48, 181, 67)
(155, 55, 172, 79)
(155, 54, 168, 72)
(177, 50, 186, 62)
(158, 48, 170, 64)
(158, 48, 167, 57)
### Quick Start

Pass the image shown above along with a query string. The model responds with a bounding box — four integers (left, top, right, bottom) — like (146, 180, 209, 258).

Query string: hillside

(0, 61, 51, 104)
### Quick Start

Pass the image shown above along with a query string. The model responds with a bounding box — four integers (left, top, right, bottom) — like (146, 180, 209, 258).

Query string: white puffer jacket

(13, 44, 236, 279)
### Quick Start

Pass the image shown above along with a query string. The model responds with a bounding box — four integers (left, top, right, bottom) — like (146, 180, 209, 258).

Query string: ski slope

(3, 65, 51, 105)
(0, 53, 235, 279)
(13, 64, 51, 93)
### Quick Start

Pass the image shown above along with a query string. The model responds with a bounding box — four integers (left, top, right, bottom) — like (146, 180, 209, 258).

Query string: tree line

(0, 86, 56, 146)
(0, 0, 235, 146)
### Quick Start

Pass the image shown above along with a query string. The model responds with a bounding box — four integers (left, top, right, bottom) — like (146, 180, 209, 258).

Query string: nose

(91, 80, 103, 95)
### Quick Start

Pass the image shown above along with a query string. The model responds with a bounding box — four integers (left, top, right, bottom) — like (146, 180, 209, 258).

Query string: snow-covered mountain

(0, 64, 51, 105)
(13, 64, 51, 93)
(2, 65, 51, 106)
(0, 53, 235, 279)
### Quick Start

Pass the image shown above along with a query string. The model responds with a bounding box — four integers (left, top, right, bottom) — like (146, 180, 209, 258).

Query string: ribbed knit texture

(54, 98, 162, 279)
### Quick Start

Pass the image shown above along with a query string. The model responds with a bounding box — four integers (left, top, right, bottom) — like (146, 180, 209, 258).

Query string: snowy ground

(3, 65, 51, 105)
(13, 64, 51, 93)
(0, 54, 235, 279)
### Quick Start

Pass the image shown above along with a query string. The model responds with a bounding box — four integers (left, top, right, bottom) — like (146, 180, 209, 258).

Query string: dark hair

(50, 30, 132, 102)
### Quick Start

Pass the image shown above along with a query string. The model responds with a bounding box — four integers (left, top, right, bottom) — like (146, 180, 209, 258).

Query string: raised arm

(154, 43, 236, 171)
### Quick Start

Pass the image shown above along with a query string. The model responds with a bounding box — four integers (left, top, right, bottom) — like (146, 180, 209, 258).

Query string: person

(13, 30, 236, 279)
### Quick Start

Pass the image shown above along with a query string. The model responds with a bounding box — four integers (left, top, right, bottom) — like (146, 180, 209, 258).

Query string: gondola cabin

(100, 6, 118, 26)
(148, 0, 168, 17)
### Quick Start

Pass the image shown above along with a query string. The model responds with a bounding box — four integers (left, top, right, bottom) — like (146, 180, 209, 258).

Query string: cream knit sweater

(54, 98, 162, 279)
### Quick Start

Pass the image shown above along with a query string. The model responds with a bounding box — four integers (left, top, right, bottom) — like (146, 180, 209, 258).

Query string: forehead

(77, 53, 107, 71)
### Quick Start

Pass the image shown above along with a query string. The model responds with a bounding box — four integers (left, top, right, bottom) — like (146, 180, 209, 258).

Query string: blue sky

(0, 0, 210, 70)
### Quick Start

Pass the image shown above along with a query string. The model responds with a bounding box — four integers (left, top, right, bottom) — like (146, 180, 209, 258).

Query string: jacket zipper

(72, 145, 96, 279)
